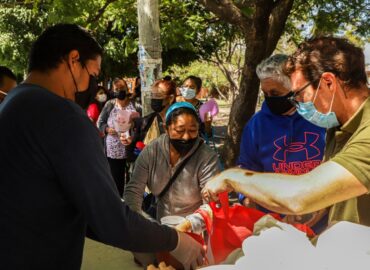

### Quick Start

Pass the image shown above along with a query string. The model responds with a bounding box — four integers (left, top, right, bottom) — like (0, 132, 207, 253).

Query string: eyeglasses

(287, 81, 312, 107)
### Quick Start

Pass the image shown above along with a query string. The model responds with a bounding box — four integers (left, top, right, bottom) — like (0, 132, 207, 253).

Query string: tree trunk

(197, 0, 294, 167)
(221, 1, 294, 167)
(222, 46, 264, 167)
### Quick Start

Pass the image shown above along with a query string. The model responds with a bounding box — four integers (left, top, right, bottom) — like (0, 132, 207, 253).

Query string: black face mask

(151, 98, 165, 113)
(169, 137, 197, 156)
(75, 75, 98, 109)
(116, 90, 127, 100)
(264, 92, 294, 115)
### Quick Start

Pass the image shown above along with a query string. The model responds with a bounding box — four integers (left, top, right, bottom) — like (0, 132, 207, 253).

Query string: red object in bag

(196, 192, 281, 264)
(196, 193, 316, 264)
(292, 223, 316, 238)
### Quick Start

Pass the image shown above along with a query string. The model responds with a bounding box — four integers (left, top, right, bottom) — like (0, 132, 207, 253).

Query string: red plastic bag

(196, 192, 316, 263)
(196, 192, 280, 263)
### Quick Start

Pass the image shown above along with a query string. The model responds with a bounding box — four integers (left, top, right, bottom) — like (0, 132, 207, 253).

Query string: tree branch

(266, 0, 294, 55)
(197, 0, 252, 29)
(215, 51, 239, 90)
(86, 0, 119, 24)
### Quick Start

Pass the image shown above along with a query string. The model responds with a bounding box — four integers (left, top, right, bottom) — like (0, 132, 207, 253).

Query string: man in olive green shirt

(202, 36, 370, 227)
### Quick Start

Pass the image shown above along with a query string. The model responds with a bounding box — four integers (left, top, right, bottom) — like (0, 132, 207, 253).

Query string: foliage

(0, 0, 229, 79)
(0, 5, 48, 74)
(284, 0, 370, 45)
(165, 60, 228, 88)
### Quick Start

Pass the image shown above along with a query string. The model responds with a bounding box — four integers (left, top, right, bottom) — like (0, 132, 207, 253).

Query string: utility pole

(137, 0, 162, 116)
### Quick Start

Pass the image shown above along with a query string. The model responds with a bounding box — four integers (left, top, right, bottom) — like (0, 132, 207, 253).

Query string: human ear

(67, 50, 80, 69)
(321, 72, 336, 91)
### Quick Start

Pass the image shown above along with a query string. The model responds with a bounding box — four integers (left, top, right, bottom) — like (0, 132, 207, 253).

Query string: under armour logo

(273, 132, 321, 162)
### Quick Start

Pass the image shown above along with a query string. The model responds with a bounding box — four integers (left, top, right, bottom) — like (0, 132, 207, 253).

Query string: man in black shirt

(0, 24, 203, 270)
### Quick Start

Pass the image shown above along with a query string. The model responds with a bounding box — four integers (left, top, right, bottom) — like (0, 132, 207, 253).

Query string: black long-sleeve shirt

(0, 84, 177, 270)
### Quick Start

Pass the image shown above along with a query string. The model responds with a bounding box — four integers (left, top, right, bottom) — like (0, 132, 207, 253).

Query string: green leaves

(0, 0, 368, 78)
(0, 4, 48, 73)
(288, 0, 369, 42)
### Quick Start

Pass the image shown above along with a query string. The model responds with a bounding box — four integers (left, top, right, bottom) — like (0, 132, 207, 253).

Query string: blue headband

(165, 102, 197, 123)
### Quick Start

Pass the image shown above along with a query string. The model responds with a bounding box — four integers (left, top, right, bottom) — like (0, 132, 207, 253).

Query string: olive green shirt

(325, 97, 370, 226)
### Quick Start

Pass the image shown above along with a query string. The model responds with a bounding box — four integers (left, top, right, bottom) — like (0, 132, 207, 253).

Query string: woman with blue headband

(124, 102, 220, 266)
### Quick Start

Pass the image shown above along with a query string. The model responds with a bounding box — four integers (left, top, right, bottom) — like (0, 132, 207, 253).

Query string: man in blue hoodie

(238, 54, 327, 233)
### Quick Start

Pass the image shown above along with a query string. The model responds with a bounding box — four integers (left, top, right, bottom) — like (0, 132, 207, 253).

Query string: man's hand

(170, 231, 205, 270)
(201, 171, 234, 202)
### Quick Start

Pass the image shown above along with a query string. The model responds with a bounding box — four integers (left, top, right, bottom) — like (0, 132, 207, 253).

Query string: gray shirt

(124, 134, 221, 220)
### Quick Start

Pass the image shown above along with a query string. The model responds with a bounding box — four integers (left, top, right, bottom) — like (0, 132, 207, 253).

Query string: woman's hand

(119, 131, 132, 146)
(120, 132, 133, 145)
(175, 219, 192, 233)
(106, 127, 117, 136)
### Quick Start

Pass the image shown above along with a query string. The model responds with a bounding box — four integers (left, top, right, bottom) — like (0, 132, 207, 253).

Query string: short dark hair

(0, 66, 16, 87)
(165, 107, 200, 127)
(28, 23, 103, 72)
(184, 76, 202, 91)
(284, 36, 367, 89)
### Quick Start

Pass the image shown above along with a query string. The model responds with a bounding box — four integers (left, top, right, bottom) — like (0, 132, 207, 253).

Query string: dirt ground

(209, 100, 230, 147)
(82, 238, 141, 270)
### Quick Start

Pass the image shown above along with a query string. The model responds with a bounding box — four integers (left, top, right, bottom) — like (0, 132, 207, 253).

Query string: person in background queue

(87, 85, 108, 124)
(97, 84, 136, 196)
(125, 79, 177, 162)
(178, 76, 212, 138)
(108, 77, 126, 100)
(0, 23, 203, 270)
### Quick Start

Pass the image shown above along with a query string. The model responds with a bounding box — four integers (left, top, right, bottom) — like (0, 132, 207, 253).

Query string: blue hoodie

(237, 102, 327, 233)
(238, 102, 326, 174)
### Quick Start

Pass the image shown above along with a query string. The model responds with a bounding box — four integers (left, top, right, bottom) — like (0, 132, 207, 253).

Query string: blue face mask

(296, 79, 340, 129)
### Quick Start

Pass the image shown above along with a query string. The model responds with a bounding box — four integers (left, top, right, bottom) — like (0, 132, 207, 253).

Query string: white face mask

(96, 93, 107, 103)
(180, 87, 196, 100)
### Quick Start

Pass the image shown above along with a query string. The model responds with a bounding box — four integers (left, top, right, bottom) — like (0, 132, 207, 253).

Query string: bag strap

(219, 192, 230, 219)
(158, 140, 204, 198)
